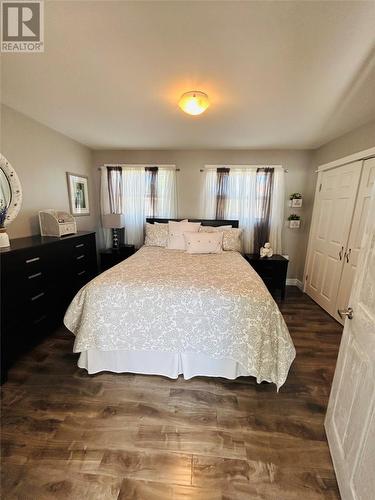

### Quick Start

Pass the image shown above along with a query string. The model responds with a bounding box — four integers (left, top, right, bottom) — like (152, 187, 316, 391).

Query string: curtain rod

(97, 164, 289, 173)
(98, 164, 179, 171)
(201, 165, 288, 172)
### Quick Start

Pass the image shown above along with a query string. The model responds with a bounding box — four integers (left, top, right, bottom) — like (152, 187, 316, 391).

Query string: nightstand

(244, 254, 288, 300)
(100, 244, 135, 272)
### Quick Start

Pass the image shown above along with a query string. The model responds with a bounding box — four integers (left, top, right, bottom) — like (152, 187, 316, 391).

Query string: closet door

(325, 178, 375, 500)
(334, 157, 375, 324)
(305, 161, 362, 318)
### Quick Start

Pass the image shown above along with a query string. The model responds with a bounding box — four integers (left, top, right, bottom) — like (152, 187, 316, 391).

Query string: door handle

(337, 307, 353, 320)
(346, 248, 351, 263)
(339, 246, 344, 260)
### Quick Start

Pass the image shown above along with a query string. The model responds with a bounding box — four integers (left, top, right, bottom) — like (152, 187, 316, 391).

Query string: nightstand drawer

(100, 245, 135, 272)
(245, 253, 288, 299)
(251, 260, 287, 271)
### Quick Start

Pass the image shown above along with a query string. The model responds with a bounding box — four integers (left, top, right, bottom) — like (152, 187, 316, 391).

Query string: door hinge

(319, 183, 322, 192)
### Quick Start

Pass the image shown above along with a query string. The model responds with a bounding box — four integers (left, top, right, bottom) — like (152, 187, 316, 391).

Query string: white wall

(93, 149, 315, 280)
(1, 105, 98, 239)
(313, 119, 375, 167)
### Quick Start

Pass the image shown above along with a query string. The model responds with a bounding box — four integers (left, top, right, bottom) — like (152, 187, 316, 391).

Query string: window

(202, 166, 284, 253)
(101, 165, 177, 248)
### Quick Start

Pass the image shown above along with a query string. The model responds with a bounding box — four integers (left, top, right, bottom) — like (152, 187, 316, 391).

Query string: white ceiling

(2, 0, 375, 150)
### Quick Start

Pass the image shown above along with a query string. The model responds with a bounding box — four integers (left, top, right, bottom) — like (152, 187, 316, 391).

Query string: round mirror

(0, 168, 11, 208)
(0, 154, 22, 226)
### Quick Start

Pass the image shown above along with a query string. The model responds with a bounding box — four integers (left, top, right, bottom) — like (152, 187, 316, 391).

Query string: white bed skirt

(78, 350, 250, 380)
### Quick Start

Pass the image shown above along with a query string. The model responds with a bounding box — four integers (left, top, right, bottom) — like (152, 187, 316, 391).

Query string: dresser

(1, 231, 97, 382)
(245, 254, 288, 300)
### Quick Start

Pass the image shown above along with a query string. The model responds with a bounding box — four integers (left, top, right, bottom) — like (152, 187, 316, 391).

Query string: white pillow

(144, 222, 168, 247)
(184, 231, 223, 254)
(167, 220, 201, 250)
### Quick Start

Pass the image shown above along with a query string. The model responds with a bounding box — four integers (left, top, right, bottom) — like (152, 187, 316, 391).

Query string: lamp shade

(102, 213, 125, 229)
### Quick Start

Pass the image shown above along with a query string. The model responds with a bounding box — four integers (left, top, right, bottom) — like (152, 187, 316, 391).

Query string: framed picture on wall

(66, 172, 90, 216)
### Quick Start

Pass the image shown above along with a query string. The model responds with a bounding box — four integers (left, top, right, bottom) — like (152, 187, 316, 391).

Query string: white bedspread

(64, 246, 296, 389)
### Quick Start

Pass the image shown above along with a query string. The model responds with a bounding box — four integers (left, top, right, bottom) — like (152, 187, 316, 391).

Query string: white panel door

(306, 161, 362, 317)
(325, 180, 375, 500)
(335, 158, 375, 324)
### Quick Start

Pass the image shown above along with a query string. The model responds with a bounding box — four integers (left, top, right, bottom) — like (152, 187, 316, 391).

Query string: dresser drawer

(23, 269, 49, 294)
(61, 235, 97, 274)
(73, 266, 97, 293)
(2, 256, 54, 309)
(72, 252, 96, 276)
(74, 251, 87, 265)
(71, 236, 96, 257)
(63, 233, 96, 256)
(3, 285, 57, 328)
(2, 271, 46, 307)
(2, 249, 50, 281)
(2, 304, 59, 363)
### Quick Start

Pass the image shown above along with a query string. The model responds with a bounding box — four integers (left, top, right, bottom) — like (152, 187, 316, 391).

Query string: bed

(64, 219, 295, 389)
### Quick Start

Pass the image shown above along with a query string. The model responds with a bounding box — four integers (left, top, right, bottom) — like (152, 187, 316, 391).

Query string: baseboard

(286, 278, 303, 290)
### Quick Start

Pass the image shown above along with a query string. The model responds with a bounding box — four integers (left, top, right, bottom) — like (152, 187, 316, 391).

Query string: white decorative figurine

(260, 242, 273, 258)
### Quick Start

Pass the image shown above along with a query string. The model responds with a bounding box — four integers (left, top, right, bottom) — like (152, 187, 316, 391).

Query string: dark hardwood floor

(1, 287, 342, 499)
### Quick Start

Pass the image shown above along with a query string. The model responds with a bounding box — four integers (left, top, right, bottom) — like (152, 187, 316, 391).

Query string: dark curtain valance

(254, 167, 274, 253)
(145, 167, 159, 218)
(215, 167, 230, 219)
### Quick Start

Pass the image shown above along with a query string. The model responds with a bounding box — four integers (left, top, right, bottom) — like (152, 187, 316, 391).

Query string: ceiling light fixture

(178, 91, 209, 116)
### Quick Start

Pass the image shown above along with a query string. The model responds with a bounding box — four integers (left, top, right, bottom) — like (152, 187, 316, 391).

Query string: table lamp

(102, 214, 125, 249)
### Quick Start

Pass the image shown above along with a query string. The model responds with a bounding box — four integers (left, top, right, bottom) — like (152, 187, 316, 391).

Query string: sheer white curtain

(156, 168, 177, 218)
(269, 168, 284, 254)
(202, 169, 217, 219)
(99, 169, 112, 250)
(202, 166, 285, 254)
(226, 168, 258, 254)
(101, 165, 177, 249)
(122, 168, 147, 248)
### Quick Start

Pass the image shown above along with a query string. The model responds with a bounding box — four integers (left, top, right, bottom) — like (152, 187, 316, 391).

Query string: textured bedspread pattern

(64, 246, 296, 389)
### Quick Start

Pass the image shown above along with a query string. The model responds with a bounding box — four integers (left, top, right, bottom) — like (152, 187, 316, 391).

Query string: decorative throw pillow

(199, 225, 232, 233)
(184, 231, 223, 254)
(144, 220, 188, 247)
(199, 225, 243, 252)
(167, 220, 201, 250)
(223, 228, 243, 252)
(144, 222, 168, 247)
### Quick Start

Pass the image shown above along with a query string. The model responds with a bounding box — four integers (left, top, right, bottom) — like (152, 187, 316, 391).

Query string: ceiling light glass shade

(178, 91, 209, 115)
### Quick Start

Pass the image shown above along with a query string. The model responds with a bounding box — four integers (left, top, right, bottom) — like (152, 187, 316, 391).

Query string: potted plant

(288, 213, 301, 228)
(0, 203, 10, 248)
(289, 192, 303, 208)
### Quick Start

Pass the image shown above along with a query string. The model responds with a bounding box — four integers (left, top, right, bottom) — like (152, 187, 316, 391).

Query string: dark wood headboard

(146, 218, 239, 228)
